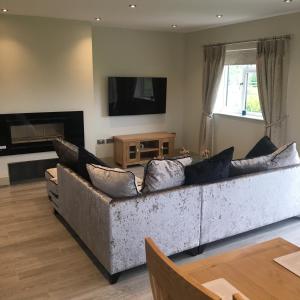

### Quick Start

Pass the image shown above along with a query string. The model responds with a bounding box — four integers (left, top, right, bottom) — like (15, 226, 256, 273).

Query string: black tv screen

(108, 77, 167, 116)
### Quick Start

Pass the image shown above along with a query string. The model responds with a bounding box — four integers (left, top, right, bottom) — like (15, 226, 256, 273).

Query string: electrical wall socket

(97, 139, 106, 145)
(106, 138, 114, 144)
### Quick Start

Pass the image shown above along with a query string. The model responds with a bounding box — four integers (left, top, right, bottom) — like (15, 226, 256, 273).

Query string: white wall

(183, 12, 300, 158)
(0, 16, 186, 182)
(0, 15, 96, 181)
(92, 27, 185, 157)
(3, 12, 300, 182)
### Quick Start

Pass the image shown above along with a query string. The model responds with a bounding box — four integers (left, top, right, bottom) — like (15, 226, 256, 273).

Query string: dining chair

(145, 238, 247, 300)
(145, 237, 221, 300)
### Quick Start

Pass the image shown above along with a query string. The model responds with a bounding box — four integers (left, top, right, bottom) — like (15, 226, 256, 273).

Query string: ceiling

(0, 0, 299, 32)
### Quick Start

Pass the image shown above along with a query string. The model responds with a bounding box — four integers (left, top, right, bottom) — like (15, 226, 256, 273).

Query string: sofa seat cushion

(48, 178, 58, 196)
(87, 164, 141, 198)
(246, 136, 278, 159)
(143, 156, 193, 193)
(45, 168, 57, 181)
(230, 142, 300, 177)
(45, 168, 59, 200)
(184, 147, 234, 185)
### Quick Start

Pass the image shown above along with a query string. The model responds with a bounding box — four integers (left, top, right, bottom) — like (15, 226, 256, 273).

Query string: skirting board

(0, 177, 9, 187)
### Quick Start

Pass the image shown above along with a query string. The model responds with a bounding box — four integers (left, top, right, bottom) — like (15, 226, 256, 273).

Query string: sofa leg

(186, 245, 205, 257)
(186, 246, 200, 257)
(108, 273, 121, 285)
(198, 245, 205, 254)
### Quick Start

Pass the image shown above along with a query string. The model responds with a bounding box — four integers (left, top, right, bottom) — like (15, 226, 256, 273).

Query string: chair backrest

(145, 238, 222, 300)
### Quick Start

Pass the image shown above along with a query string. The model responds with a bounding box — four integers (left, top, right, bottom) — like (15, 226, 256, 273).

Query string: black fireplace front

(0, 111, 84, 156)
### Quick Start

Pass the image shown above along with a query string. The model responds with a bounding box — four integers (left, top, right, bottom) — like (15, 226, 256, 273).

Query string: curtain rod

(204, 34, 291, 47)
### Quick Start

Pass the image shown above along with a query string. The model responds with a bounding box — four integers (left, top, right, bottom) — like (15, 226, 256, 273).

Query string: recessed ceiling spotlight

(283, 0, 293, 3)
(129, 4, 137, 8)
(216, 14, 223, 18)
(95, 17, 101, 21)
(1, 8, 8, 12)
(171, 24, 178, 28)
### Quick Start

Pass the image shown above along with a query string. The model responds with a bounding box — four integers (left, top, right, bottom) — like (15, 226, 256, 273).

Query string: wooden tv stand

(114, 132, 176, 168)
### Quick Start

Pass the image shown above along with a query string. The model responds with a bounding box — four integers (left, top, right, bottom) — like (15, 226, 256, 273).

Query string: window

(214, 46, 262, 119)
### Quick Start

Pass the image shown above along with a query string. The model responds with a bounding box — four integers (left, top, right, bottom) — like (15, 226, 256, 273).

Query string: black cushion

(53, 138, 79, 171)
(185, 147, 234, 185)
(77, 147, 110, 182)
(53, 138, 110, 183)
(245, 136, 277, 159)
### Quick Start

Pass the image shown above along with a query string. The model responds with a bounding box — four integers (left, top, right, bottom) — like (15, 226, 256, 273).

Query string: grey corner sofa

(52, 163, 300, 283)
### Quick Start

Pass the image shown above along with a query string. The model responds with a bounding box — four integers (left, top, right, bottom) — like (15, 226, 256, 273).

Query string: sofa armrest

(57, 164, 203, 275)
(57, 164, 113, 273)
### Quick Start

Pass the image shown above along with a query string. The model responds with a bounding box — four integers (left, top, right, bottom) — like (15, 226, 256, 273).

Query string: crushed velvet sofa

(53, 163, 300, 283)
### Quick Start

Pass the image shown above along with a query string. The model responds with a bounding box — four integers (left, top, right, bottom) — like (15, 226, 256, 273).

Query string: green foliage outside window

(246, 72, 261, 113)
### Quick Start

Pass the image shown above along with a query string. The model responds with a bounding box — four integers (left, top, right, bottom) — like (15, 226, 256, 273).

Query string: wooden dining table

(179, 238, 300, 300)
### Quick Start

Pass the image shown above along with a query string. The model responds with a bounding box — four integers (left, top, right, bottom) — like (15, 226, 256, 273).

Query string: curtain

(256, 38, 289, 146)
(199, 45, 225, 155)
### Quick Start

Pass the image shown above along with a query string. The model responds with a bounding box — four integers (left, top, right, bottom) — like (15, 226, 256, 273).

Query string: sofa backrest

(57, 164, 203, 274)
(200, 164, 300, 245)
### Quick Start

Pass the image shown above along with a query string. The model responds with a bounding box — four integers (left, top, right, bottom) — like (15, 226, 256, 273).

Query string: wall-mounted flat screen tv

(108, 77, 167, 116)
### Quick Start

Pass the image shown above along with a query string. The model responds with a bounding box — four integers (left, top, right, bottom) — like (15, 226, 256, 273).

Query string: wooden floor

(1, 181, 300, 300)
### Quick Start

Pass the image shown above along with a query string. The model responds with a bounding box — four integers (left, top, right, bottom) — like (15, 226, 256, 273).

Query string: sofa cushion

(53, 138, 111, 183)
(45, 168, 57, 181)
(271, 142, 300, 168)
(230, 153, 271, 177)
(184, 147, 234, 185)
(87, 164, 141, 198)
(77, 147, 109, 183)
(48, 177, 58, 195)
(143, 156, 193, 193)
(230, 142, 300, 177)
(53, 138, 79, 170)
(246, 136, 278, 159)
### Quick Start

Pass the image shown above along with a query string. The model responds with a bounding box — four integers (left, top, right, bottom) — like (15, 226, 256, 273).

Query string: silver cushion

(143, 157, 192, 193)
(231, 142, 300, 176)
(87, 164, 141, 198)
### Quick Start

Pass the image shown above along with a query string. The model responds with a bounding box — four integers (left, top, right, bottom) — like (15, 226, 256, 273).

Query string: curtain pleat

(199, 45, 225, 154)
(256, 38, 288, 146)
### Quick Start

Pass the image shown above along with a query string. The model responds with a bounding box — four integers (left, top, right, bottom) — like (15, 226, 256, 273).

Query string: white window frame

(215, 64, 263, 120)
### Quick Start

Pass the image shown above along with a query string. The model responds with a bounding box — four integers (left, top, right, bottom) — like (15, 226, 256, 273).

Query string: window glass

(246, 72, 261, 114)
(215, 64, 262, 118)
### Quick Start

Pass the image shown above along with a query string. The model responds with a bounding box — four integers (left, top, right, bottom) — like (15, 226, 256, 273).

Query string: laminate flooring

(1, 181, 300, 299)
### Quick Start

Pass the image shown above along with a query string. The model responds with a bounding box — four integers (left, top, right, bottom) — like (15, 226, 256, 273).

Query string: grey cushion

(53, 138, 79, 170)
(230, 154, 271, 177)
(87, 164, 141, 198)
(271, 142, 300, 168)
(230, 142, 300, 177)
(143, 157, 192, 193)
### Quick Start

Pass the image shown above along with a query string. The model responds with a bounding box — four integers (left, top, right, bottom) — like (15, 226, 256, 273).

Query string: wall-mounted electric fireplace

(0, 111, 84, 156)
(10, 123, 65, 144)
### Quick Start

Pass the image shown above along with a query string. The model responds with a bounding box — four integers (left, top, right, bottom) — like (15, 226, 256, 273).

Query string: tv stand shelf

(114, 132, 176, 168)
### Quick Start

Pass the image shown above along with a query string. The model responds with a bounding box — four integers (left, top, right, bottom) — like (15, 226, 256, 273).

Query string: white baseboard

(0, 177, 9, 187)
